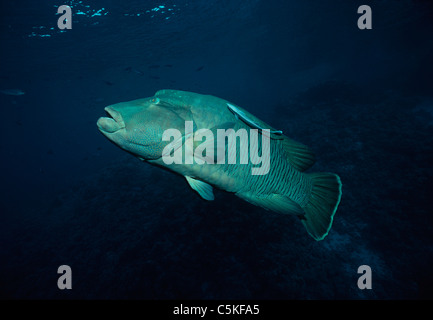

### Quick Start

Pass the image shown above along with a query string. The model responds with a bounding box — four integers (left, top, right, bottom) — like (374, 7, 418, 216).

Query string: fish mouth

(97, 107, 126, 134)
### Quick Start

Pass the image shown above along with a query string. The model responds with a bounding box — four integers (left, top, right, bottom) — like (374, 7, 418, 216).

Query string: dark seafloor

(0, 0, 432, 299)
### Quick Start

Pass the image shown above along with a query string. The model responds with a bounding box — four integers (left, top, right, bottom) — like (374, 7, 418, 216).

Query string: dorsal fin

(225, 101, 314, 170)
(280, 137, 316, 171)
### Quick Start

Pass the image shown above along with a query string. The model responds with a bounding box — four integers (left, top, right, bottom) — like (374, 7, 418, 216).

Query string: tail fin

(302, 173, 342, 241)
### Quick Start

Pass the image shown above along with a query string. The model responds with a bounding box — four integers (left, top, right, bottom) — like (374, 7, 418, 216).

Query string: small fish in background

(0, 89, 25, 96)
(132, 69, 144, 75)
(104, 81, 114, 86)
(124, 66, 144, 75)
(148, 64, 160, 69)
(196, 66, 204, 72)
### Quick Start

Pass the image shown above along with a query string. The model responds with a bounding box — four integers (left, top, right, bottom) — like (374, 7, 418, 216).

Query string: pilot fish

(97, 89, 342, 240)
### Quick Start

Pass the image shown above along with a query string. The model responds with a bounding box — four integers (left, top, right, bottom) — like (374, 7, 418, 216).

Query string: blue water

(1, 0, 432, 299)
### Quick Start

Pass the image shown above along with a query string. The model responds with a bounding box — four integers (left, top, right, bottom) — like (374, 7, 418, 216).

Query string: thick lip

(97, 107, 126, 133)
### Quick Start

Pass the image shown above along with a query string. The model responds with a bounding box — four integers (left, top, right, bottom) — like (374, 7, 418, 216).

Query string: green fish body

(97, 89, 342, 240)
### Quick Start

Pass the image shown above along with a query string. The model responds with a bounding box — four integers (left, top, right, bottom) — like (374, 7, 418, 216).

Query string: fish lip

(104, 107, 125, 127)
(97, 107, 126, 134)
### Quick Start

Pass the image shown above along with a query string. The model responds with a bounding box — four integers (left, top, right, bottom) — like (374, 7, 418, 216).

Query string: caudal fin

(302, 172, 342, 241)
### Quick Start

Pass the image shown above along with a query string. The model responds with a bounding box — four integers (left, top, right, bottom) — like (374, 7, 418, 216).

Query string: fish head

(97, 96, 190, 160)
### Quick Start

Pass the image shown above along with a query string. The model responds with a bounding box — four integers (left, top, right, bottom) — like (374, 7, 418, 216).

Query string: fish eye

(151, 97, 160, 104)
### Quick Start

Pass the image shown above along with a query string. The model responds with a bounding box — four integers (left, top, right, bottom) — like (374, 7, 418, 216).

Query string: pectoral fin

(185, 176, 215, 201)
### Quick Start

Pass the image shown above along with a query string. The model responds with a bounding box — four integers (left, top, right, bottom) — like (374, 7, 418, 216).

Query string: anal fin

(237, 192, 304, 216)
